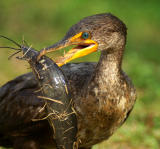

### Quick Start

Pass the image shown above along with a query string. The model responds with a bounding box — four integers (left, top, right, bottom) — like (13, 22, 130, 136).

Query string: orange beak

(37, 32, 98, 67)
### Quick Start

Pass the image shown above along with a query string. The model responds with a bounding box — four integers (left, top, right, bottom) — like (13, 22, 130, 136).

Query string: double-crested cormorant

(0, 13, 136, 149)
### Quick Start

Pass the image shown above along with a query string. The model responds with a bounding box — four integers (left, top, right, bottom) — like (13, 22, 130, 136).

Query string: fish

(0, 35, 78, 149)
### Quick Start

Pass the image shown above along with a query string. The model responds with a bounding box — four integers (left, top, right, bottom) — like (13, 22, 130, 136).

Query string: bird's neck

(95, 48, 123, 83)
(86, 48, 124, 98)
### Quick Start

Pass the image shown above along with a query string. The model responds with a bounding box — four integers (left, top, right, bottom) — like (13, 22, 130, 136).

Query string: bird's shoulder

(62, 62, 96, 78)
(0, 72, 37, 99)
(61, 62, 96, 96)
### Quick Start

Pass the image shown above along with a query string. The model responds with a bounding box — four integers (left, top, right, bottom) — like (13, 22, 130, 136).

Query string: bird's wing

(0, 62, 96, 137)
(0, 72, 47, 133)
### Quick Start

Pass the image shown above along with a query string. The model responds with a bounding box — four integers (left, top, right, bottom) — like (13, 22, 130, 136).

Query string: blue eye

(82, 32, 89, 39)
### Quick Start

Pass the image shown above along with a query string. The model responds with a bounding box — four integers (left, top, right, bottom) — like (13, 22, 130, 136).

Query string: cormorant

(0, 13, 136, 149)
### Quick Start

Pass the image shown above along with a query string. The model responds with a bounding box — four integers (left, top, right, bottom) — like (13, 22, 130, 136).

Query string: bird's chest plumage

(75, 83, 129, 147)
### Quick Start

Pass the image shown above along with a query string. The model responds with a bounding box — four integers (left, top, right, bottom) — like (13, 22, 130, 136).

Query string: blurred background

(0, 0, 160, 148)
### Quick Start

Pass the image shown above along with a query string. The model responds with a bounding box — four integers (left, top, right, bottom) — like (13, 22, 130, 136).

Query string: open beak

(37, 32, 98, 67)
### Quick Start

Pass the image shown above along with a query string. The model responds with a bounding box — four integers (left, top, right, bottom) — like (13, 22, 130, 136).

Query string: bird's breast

(75, 92, 129, 147)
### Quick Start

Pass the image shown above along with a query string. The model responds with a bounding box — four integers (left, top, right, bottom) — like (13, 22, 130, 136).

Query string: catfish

(0, 35, 78, 149)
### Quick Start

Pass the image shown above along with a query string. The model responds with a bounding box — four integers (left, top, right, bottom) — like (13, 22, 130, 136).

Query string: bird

(0, 13, 136, 149)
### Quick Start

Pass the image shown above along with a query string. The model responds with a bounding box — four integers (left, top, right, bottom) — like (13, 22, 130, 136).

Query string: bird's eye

(81, 32, 90, 39)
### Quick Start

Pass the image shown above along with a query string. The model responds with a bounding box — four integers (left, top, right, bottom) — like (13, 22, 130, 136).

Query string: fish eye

(81, 32, 90, 39)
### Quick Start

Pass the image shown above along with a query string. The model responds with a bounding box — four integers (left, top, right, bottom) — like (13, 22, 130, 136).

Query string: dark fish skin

(19, 46, 78, 149)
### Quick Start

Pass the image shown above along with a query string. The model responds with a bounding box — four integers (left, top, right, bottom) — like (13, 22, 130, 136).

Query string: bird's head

(38, 13, 127, 66)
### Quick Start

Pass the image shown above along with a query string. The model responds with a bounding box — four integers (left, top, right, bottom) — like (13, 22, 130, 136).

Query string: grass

(0, 0, 160, 148)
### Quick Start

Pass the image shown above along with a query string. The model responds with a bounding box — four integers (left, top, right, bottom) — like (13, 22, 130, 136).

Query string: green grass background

(0, 0, 160, 148)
